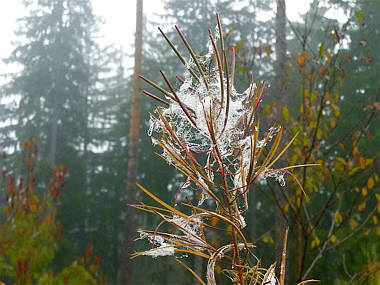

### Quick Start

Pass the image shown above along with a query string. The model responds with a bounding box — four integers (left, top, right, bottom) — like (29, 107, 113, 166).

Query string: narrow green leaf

(282, 106, 290, 123)
(354, 12, 364, 26)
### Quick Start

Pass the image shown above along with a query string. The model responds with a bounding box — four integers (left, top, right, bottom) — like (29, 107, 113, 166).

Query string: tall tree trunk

(275, 0, 287, 107)
(274, 0, 288, 280)
(122, 0, 143, 284)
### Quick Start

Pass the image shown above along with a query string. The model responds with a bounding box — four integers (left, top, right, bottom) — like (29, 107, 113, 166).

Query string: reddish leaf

(363, 55, 372, 64)
(298, 55, 306, 68)
(254, 47, 262, 56)
(9, 176, 14, 193)
(94, 254, 103, 265)
(87, 245, 93, 257)
(341, 53, 351, 62)
(318, 66, 327, 78)
(27, 157, 33, 169)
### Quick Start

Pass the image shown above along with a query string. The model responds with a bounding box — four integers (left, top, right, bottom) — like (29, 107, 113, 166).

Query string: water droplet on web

(182, 180, 190, 189)
(148, 121, 154, 136)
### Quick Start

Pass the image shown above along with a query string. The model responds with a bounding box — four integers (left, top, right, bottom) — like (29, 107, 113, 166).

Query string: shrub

(131, 15, 316, 285)
(0, 139, 104, 284)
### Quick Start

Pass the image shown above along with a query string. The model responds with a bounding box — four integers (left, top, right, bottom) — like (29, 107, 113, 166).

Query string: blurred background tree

(0, 0, 378, 284)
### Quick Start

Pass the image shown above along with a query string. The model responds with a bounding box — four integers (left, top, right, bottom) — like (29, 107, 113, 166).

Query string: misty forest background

(0, 0, 379, 284)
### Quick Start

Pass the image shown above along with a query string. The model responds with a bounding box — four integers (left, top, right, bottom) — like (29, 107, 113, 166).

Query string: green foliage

(260, 1, 380, 282)
(0, 140, 103, 284)
(0, 0, 128, 281)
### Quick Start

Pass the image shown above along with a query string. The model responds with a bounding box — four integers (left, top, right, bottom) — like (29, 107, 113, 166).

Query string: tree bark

(275, 0, 287, 108)
(122, 0, 143, 284)
(274, 0, 288, 280)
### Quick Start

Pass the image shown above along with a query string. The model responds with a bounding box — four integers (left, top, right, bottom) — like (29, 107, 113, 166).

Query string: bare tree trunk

(275, 0, 287, 108)
(122, 0, 143, 284)
(274, 0, 288, 280)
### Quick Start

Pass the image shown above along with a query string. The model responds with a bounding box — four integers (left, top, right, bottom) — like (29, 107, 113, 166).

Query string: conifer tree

(0, 0, 112, 273)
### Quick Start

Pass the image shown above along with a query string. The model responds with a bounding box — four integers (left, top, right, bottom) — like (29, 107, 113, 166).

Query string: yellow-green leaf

(361, 187, 368, 197)
(336, 157, 347, 166)
(311, 236, 320, 249)
(359, 156, 366, 169)
(304, 88, 309, 97)
(310, 121, 317, 129)
(358, 201, 366, 212)
(310, 92, 317, 103)
(330, 235, 337, 243)
(283, 203, 289, 214)
(333, 92, 339, 103)
(331, 103, 340, 117)
(303, 136, 310, 147)
(285, 63, 292, 75)
(326, 51, 332, 64)
(335, 213, 343, 224)
(264, 104, 271, 115)
(265, 45, 271, 56)
(373, 216, 378, 225)
(319, 44, 325, 59)
(349, 218, 358, 229)
(330, 117, 336, 129)
(367, 177, 375, 189)
(225, 28, 236, 39)
(282, 106, 290, 123)
(317, 129, 323, 140)
(353, 141, 359, 155)
(366, 158, 374, 167)
(354, 12, 364, 26)
(236, 41, 243, 52)
(33, 195, 40, 203)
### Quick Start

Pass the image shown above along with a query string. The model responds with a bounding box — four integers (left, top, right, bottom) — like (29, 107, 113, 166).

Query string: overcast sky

(0, 0, 315, 76)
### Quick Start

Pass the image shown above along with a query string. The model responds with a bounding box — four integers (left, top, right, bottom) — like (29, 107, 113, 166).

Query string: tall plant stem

(213, 142, 244, 285)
